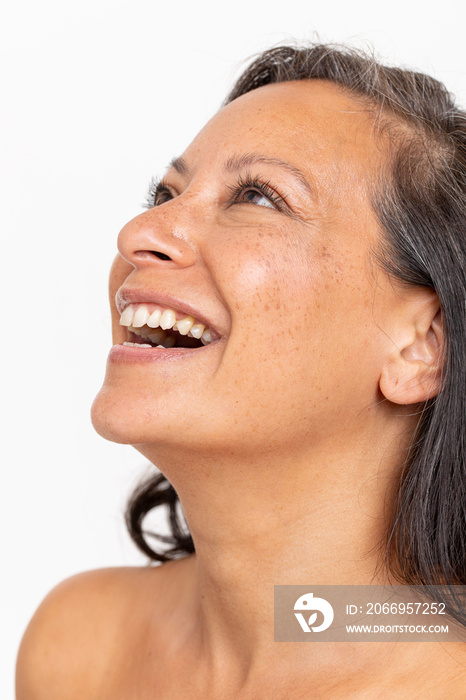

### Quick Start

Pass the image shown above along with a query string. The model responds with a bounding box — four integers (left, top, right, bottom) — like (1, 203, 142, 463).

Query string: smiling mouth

(119, 303, 214, 349)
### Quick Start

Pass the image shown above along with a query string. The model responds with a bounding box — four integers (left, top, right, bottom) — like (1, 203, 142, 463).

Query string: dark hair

(126, 44, 466, 623)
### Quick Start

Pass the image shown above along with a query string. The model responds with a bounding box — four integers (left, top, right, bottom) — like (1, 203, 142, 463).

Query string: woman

(17, 44, 466, 698)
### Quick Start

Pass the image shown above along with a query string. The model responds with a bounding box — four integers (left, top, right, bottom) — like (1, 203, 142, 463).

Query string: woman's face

(92, 80, 399, 459)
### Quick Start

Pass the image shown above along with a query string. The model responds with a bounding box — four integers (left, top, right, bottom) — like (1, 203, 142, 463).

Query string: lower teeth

(123, 342, 153, 348)
(122, 341, 176, 349)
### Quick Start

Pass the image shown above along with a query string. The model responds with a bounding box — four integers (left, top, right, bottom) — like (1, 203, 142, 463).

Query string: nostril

(152, 251, 172, 261)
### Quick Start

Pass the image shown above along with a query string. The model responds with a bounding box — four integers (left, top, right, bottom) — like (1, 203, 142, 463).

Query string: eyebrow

(168, 153, 315, 197)
(169, 156, 190, 176)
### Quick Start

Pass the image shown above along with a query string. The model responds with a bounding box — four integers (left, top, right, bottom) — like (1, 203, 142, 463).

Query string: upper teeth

(119, 303, 213, 345)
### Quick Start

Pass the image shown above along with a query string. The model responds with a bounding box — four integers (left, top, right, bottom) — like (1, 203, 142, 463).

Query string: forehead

(185, 80, 385, 194)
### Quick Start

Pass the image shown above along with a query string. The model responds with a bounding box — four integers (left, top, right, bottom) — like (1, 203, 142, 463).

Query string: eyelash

(226, 174, 288, 211)
(144, 174, 289, 211)
(144, 177, 171, 209)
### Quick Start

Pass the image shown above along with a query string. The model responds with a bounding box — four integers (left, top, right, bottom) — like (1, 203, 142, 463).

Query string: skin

(17, 80, 465, 699)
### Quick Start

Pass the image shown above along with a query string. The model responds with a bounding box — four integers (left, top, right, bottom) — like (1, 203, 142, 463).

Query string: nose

(117, 205, 198, 270)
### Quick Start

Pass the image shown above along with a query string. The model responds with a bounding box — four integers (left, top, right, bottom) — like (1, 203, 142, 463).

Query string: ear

(379, 290, 443, 405)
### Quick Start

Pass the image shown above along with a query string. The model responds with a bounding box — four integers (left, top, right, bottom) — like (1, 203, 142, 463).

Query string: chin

(90, 381, 202, 452)
(90, 386, 137, 445)
(90, 382, 168, 446)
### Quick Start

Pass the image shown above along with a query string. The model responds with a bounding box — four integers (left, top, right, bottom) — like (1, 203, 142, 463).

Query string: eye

(237, 189, 275, 209)
(145, 174, 289, 212)
(153, 188, 172, 206)
(226, 174, 288, 212)
(144, 178, 175, 209)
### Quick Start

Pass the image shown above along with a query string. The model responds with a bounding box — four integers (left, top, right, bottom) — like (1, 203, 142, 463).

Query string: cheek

(215, 232, 380, 412)
(219, 228, 336, 346)
(109, 254, 133, 298)
(213, 234, 326, 392)
(218, 224, 314, 309)
(108, 254, 134, 328)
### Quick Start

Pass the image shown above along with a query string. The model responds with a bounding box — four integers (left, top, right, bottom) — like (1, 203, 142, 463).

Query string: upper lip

(115, 287, 220, 338)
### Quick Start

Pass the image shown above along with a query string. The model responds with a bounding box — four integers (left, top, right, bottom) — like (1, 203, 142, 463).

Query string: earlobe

(379, 296, 443, 406)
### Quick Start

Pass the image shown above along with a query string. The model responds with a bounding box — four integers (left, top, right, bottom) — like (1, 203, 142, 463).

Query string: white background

(2, 0, 465, 696)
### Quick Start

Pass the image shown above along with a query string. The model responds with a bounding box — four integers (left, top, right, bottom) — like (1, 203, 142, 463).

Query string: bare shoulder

(16, 562, 184, 700)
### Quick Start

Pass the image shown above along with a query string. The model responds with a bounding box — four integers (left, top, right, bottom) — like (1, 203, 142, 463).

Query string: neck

(137, 410, 414, 682)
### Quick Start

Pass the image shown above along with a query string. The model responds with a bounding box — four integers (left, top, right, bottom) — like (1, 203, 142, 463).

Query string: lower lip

(108, 343, 210, 364)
